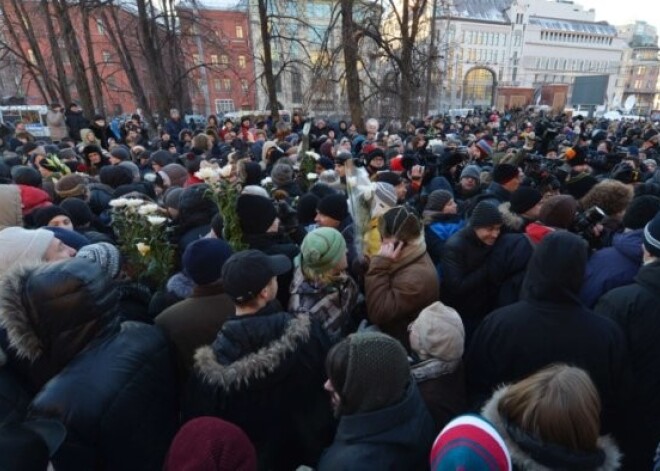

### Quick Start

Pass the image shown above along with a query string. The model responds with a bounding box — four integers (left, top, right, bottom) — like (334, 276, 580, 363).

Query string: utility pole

(423, 0, 439, 116)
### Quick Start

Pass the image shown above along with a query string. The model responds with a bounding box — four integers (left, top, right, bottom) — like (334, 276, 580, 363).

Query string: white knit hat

(410, 301, 465, 362)
(0, 227, 54, 277)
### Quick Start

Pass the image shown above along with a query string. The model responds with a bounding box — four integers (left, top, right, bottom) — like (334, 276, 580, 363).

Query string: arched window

(463, 68, 496, 107)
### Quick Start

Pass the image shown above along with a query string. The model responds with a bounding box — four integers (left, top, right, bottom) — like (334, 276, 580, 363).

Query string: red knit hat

(18, 184, 51, 215)
(165, 417, 257, 471)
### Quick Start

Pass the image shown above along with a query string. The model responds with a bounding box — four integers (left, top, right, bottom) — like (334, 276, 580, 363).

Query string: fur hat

(580, 179, 634, 217)
(182, 238, 233, 286)
(236, 194, 276, 235)
(539, 195, 577, 229)
(317, 194, 348, 222)
(492, 164, 519, 185)
(379, 206, 421, 242)
(425, 190, 453, 212)
(300, 227, 346, 277)
(509, 187, 542, 215)
(341, 332, 410, 414)
(643, 212, 660, 257)
(623, 196, 660, 230)
(410, 301, 464, 363)
(469, 201, 503, 228)
(55, 173, 87, 199)
(76, 242, 121, 279)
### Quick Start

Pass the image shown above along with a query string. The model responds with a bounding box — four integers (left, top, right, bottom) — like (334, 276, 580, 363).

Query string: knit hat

(297, 193, 320, 225)
(164, 417, 257, 471)
(44, 227, 89, 250)
(425, 190, 453, 212)
(60, 198, 93, 228)
(271, 161, 294, 187)
(163, 186, 184, 211)
(539, 195, 577, 229)
(342, 332, 411, 414)
(643, 212, 660, 257)
(236, 194, 277, 235)
(150, 150, 173, 168)
(623, 196, 660, 230)
(375, 171, 403, 187)
(430, 415, 512, 471)
(460, 164, 481, 182)
(469, 201, 503, 228)
(492, 164, 519, 185)
(300, 227, 346, 276)
(317, 194, 348, 222)
(118, 161, 141, 182)
(158, 163, 188, 188)
(55, 173, 87, 199)
(475, 139, 493, 157)
(182, 238, 234, 286)
(318, 169, 341, 189)
(18, 185, 51, 216)
(0, 227, 54, 275)
(109, 146, 130, 162)
(510, 187, 542, 215)
(379, 206, 421, 242)
(76, 242, 121, 279)
(32, 205, 71, 228)
(318, 156, 334, 171)
(11, 166, 42, 187)
(409, 301, 464, 363)
(371, 182, 398, 218)
(99, 165, 134, 189)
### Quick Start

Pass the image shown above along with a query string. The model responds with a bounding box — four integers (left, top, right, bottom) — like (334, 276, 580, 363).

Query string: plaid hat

(509, 187, 542, 215)
(643, 212, 660, 257)
(300, 227, 346, 276)
(410, 301, 464, 363)
(183, 238, 233, 285)
(492, 164, 519, 185)
(317, 194, 348, 222)
(222, 250, 291, 303)
(460, 165, 481, 181)
(469, 202, 503, 228)
(425, 190, 453, 212)
(379, 206, 421, 242)
(76, 242, 122, 279)
(430, 415, 512, 471)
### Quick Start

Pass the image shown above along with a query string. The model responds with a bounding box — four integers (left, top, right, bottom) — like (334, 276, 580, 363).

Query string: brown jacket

(365, 237, 439, 347)
(154, 283, 234, 383)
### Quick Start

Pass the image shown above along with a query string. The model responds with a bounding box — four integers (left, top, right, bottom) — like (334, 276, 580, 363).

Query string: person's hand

(378, 241, 404, 261)
(410, 165, 424, 180)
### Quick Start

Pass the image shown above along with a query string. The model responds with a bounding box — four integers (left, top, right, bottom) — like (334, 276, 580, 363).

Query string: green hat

(300, 227, 346, 276)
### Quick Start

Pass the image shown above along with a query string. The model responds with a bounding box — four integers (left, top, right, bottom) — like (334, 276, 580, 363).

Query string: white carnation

(195, 167, 219, 181)
(147, 215, 167, 226)
(220, 164, 233, 178)
(124, 199, 144, 208)
(261, 177, 273, 186)
(306, 151, 321, 161)
(109, 198, 129, 208)
(306, 173, 318, 180)
(138, 203, 159, 215)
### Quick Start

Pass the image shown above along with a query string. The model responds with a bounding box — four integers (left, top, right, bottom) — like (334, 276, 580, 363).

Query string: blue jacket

(580, 229, 643, 308)
(425, 216, 465, 269)
(318, 382, 435, 471)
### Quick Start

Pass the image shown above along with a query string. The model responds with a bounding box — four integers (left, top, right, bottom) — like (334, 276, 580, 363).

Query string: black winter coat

(595, 260, 660, 470)
(186, 304, 335, 471)
(466, 232, 629, 436)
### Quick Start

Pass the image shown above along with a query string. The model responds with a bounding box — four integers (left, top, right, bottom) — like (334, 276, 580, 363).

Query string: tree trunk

(341, 0, 364, 131)
(40, 0, 71, 106)
(81, 5, 106, 115)
(399, 0, 413, 120)
(257, 0, 279, 121)
(52, 0, 95, 118)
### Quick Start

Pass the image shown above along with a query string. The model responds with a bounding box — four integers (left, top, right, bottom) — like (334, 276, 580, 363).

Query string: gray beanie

(76, 242, 121, 279)
(118, 161, 141, 183)
(271, 162, 294, 187)
(425, 190, 453, 212)
(460, 165, 481, 181)
(342, 332, 410, 414)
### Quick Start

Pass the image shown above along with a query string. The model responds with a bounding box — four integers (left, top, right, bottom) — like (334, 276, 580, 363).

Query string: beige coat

(46, 109, 68, 141)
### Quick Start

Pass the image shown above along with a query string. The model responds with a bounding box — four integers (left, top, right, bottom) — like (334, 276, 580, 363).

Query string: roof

(529, 17, 617, 35)
(443, 0, 512, 23)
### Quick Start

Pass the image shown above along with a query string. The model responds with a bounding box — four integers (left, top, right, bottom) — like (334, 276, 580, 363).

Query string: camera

(572, 206, 606, 246)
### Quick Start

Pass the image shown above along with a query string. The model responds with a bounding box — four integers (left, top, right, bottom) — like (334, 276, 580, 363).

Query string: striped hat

(643, 212, 660, 257)
(430, 415, 511, 471)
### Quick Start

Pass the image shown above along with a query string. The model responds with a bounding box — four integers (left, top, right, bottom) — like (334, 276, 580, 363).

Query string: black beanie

(469, 201, 503, 228)
(32, 205, 71, 228)
(243, 161, 262, 186)
(11, 166, 42, 187)
(623, 196, 660, 230)
(317, 194, 348, 222)
(236, 194, 277, 235)
(99, 165, 134, 189)
(298, 193, 320, 225)
(492, 164, 519, 185)
(510, 187, 543, 215)
(60, 198, 94, 228)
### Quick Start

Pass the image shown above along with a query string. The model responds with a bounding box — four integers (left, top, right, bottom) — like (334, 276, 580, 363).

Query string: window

(215, 99, 235, 113)
(214, 79, 222, 91)
(96, 19, 105, 35)
(223, 78, 231, 91)
(102, 51, 112, 63)
(238, 55, 246, 69)
(236, 25, 243, 38)
(193, 54, 202, 65)
(211, 55, 218, 65)
(240, 79, 249, 92)
(221, 55, 229, 66)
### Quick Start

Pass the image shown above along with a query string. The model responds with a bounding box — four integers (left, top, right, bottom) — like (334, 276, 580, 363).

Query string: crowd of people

(1, 103, 660, 470)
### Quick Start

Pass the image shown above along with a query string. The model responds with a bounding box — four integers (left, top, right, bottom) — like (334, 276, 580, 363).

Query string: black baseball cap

(221, 250, 292, 303)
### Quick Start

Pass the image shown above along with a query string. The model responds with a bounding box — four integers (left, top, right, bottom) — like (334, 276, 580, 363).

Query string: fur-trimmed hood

(482, 386, 622, 471)
(499, 201, 526, 232)
(194, 313, 312, 392)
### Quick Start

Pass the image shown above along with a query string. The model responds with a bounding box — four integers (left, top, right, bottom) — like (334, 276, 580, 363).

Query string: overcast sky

(575, 0, 660, 34)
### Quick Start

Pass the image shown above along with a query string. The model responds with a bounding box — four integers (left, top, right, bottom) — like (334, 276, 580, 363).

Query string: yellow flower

(136, 242, 151, 257)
